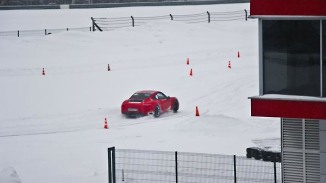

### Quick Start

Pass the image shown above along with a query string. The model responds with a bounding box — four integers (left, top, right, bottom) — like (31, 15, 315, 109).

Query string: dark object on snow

(261, 150, 272, 161)
(246, 147, 262, 160)
(246, 147, 281, 163)
(270, 151, 282, 163)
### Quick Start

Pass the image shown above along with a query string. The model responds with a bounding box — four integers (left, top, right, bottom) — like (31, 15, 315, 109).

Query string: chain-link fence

(108, 147, 281, 183)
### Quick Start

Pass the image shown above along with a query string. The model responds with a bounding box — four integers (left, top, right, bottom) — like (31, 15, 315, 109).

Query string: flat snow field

(0, 3, 280, 183)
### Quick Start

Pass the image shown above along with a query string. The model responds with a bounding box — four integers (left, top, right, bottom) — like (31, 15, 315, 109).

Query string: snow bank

(0, 167, 21, 183)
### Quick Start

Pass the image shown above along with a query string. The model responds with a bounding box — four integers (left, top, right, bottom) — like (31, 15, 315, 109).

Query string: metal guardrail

(0, 0, 249, 10)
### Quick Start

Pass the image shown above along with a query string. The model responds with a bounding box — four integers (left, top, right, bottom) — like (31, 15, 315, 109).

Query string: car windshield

(129, 93, 151, 101)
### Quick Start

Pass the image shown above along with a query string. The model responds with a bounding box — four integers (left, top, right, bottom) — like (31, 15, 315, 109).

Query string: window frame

(260, 18, 325, 97)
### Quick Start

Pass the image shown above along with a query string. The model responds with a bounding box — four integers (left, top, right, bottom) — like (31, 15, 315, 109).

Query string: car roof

(136, 90, 159, 94)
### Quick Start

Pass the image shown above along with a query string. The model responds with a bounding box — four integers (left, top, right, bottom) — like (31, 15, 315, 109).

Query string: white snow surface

(0, 3, 280, 183)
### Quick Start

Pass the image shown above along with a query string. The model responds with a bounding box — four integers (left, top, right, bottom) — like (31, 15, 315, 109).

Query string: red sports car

(121, 90, 179, 118)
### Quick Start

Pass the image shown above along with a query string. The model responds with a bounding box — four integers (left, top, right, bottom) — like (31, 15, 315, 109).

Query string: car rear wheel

(172, 100, 179, 113)
(154, 105, 161, 118)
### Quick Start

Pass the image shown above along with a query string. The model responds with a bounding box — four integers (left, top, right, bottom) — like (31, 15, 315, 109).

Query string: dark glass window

(130, 92, 150, 101)
(263, 20, 320, 97)
(323, 21, 326, 97)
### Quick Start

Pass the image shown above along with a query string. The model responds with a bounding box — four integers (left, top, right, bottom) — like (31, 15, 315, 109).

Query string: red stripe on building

(250, 0, 326, 16)
(251, 98, 326, 120)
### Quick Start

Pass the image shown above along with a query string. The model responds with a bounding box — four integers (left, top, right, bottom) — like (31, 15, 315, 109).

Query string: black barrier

(0, 0, 249, 10)
(70, 0, 249, 9)
(0, 5, 60, 10)
(246, 147, 263, 160)
(246, 147, 282, 163)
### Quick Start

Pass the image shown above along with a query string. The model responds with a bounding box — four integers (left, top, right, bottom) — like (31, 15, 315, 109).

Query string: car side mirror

(167, 96, 170, 99)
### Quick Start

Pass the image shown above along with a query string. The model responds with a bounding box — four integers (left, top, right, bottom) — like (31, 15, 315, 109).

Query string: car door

(157, 92, 170, 111)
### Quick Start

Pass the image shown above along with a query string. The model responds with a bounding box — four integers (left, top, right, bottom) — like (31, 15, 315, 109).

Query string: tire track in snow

(111, 110, 190, 128)
(0, 108, 192, 138)
(0, 110, 104, 138)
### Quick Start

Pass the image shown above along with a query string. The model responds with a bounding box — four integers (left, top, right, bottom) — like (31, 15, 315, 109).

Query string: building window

(262, 20, 320, 97)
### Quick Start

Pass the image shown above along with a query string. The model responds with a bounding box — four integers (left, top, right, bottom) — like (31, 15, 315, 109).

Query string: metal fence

(91, 9, 250, 31)
(0, 9, 250, 37)
(0, 27, 92, 37)
(108, 147, 281, 183)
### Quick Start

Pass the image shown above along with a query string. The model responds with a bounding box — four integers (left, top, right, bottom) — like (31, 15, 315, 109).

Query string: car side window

(157, 92, 167, 99)
(152, 94, 159, 100)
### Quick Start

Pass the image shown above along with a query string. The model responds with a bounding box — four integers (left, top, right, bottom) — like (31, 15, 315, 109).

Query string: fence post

(274, 161, 277, 183)
(108, 147, 116, 183)
(108, 148, 112, 183)
(244, 9, 248, 21)
(91, 17, 102, 32)
(170, 14, 173, 20)
(112, 147, 116, 183)
(17, 30, 19, 37)
(122, 169, 124, 181)
(233, 155, 237, 183)
(207, 11, 210, 23)
(91, 17, 95, 31)
(175, 151, 178, 183)
(131, 16, 134, 27)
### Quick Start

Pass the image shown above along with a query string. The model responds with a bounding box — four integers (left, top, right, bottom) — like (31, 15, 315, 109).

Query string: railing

(0, 27, 92, 37)
(91, 10, 250, 31)
(0, 9, 250, 37)
(108, 147, 281, 183)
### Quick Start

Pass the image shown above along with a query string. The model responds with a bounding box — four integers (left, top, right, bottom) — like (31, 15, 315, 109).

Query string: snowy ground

(0, 3, 280, 183)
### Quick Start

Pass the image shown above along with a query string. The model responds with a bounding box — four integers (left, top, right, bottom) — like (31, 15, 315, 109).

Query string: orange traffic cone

(187, 58, 190, 65)
(195, 106, 200, 116)
(190, 68, 193, 76)
(228, 61, 231, 69)
(237, 51, 240, 58)
(104, 118, 108, 129)
(42, 68, 45, 75)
